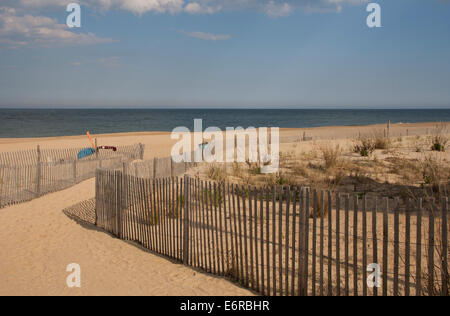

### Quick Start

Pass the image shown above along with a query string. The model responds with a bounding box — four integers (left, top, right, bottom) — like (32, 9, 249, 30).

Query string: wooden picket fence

(0, 144, 144, 208)
(95, 170, 449, 296)
(122, 151, 198, 179)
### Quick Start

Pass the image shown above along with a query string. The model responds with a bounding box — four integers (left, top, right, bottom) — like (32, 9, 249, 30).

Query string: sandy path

(0, 178, 253, 296)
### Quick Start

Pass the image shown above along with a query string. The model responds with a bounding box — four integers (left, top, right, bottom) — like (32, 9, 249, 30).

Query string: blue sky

(0, 0, 449, 108)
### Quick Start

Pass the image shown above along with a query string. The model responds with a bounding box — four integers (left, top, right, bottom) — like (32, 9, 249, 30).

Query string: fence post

(95, 138, 98, 159)
(116, 170, 123, 239)
(72, 159, 77, 184)
(36, 145, 41, 197)
(441, 198, 448, 296)
(139, 143, 145, 160)
(94, 169, 99, 226)
(153, 157, 157, 179)
(183, 174, 190, 265)
(170, 157, 174, 178)
(0, 165, 3, 207)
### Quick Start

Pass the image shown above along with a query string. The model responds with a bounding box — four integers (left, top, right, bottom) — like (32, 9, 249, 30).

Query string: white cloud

(0, 7, 117, 48)
(181, 30, 230, 41)
(181, 0, 367, 17)
(264, 1, 292, 18)
(18, 0, 68, 7)
(115, 0, 184, 15)
(6, 0, 368, 16)
(184, 2, 221, 14)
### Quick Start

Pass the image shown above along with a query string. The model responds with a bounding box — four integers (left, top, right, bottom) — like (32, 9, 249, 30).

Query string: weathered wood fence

(95, 170, 449, 296)
(0, 144, 144, 208)
(122, 151, 197, 179)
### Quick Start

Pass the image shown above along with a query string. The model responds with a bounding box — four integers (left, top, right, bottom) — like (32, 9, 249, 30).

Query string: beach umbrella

(77, 147, 96, 159)
(77, 132, 119, 159)
(77, 131, 96, 159)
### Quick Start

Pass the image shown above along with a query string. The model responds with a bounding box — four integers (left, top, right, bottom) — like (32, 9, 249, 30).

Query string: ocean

(0, 108, 449, 138)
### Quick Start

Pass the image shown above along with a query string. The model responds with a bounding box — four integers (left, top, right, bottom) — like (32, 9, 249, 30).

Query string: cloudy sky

(0, 0, 449, 108)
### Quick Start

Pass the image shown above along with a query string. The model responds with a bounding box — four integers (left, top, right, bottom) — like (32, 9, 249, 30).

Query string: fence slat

(405, 199, 411, 296)
(208, 182, 216, 274)
(344, 194, 350, 296)
(237, 185, 244, 284)
(383, 197, 389, 296)
(441, 197, 448, 296)
(209, 182, 220, 274)
(416, 198, 422, 296)
(393, 198, 400, 296)
(272, 186, 277, 296)
(319, 190, 324, 296)
(219, 183, 225, 276)
(195, 179, 201, 268)
(260, 187, 265, 295)
(172, 178, 177, 260)
(137, 176, 146, 246)
(303, 188, 310, 296)
(227, 183, 234, 279)
(278, 186, 283, 295)
(248, 186, 254, 290)
(254, 186, 259, 292)
(167, 178, 172, 258)
(291, 187, 297, 296)
(232, 184, 239, 282)
(183, 175, 190, 265)
(202, 180, 208, 271)
(148, 178, 156, 251)
(224, 183, 230, 276)
(362, 195, 367, 296)
(353, 195, 358, 296)
(266, 187, 271, 296)
(164, 178, 169, 257)
(285, 186, 290, 296)
(157, 178, 163, 253)
(312, 189, 317, 296)
(142, 177, 152, 249)
(372, 198, 378, 296)
(336, 192, 341, 296)
(327, 191, 333, 296)
(428, 199, 435, 296)
(152, 179, 158, 252)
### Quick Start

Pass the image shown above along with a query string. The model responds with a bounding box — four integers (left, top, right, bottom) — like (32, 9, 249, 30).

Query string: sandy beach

(0, 121, 447, 296)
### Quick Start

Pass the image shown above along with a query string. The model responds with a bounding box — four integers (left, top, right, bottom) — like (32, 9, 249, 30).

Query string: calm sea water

(0, 109, 449, 138)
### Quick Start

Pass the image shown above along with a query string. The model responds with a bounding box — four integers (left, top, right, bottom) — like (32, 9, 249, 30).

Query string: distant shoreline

(1, 108, 450, 138)
(0, 121, 448, 157)
(0, 121, 448, 141)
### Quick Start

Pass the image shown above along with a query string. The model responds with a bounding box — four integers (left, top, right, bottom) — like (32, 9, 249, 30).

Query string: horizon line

(1, 106, 450, 110)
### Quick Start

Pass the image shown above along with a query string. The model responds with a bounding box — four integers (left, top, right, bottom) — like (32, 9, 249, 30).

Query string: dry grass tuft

(430, 123, 448, 152)
(207, 163, 226, 183)
(353, 136, 375, 156)
(319, 144, 342, 170)
(372, 129, 391, 149)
